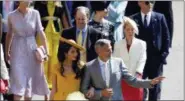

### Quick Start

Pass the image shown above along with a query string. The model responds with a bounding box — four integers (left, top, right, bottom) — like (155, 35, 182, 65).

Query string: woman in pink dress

(5, 1, 49, 100)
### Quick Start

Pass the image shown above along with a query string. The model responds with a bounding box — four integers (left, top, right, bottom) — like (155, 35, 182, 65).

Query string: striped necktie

(144, 14, 148, 28)
(77, 30, 83, 46)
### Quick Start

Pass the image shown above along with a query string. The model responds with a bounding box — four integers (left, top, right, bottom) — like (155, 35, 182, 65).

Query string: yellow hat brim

(59, 37, 85, 51)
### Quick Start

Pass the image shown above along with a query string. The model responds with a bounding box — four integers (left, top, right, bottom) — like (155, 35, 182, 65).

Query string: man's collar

(98, 57, 109, 66)
(77, 25, 88, 33)
(141, 11, 152, 16)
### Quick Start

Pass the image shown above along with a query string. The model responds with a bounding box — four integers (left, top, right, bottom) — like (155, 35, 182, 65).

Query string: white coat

(113, 38, 147, 75)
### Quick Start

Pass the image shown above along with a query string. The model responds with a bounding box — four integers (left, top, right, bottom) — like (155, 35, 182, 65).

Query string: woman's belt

(41, 16, 63, 33)
(41, 16, 59, 21)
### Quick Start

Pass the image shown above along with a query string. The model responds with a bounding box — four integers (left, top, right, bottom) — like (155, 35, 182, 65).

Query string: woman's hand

(5, 52, 10, 64)
(1, 79, 9, 94)
(4, 80, 9, 92)
(35, 50, 43, 63)
(44, 54, 49, 61)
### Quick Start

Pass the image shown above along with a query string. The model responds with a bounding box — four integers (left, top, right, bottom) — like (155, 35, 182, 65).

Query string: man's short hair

(95, 39, 111, 50)
(74, 6, 90, 18)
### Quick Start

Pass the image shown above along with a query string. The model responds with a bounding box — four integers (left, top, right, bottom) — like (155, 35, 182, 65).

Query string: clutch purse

(35, 46, 47, 62)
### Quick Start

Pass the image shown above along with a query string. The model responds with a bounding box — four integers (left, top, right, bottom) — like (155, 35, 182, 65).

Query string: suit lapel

(72, 26, 77, 41)
(123, 39, 130, 61)
(149, 12, 157, 29)
(129, 37, 137, 57)
(94, 59, 106, 87)
(149, 12, 157, 38)
(138, 13, 144, 28)
(109, 58, 114, 87)
(85, 26, 90, 61)
(86, 26, 91, 49)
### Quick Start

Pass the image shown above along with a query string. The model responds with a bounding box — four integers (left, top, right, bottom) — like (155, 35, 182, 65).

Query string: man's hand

(101, 88, 113, 98)
(151, 76, 165, 85)
(86, 87, 94, 98)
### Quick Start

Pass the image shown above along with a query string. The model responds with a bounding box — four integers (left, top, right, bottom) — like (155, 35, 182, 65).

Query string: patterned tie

(144, 14, 148, 28)
(77, 30, 83, 46)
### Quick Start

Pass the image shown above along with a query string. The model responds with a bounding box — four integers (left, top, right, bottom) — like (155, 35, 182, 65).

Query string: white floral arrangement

(66, 91, 88, 100)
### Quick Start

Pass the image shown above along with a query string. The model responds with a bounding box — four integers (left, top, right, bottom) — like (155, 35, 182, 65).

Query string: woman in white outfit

(113, 17, 147, 100)
(0, 44, 9, 100)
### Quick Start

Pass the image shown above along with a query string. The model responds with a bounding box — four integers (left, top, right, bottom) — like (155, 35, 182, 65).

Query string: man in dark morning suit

(125, 1, 173, 48)
(59, 6, 105, 63)
(130, 1, 170, 100)
(153, 1, 173, 47)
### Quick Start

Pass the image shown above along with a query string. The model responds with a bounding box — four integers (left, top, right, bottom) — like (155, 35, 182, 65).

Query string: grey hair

(74, 6, 90, 18)
(94, 39, 111, 50)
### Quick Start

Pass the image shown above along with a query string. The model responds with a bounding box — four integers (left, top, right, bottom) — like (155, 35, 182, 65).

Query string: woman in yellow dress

(50, 38, 94, 100)
(34, 1, 72, 89)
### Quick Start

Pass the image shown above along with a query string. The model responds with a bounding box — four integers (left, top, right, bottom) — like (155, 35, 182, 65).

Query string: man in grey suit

(80, 39, 165, 100)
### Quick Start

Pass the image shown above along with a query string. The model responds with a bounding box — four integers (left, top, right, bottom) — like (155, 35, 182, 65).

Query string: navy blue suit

(130, 11, 170, 100)
(153, 1, 173, 47)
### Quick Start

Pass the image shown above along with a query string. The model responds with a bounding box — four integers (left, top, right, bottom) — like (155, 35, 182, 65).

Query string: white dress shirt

(98, 57, 110, 87)
(141, 11, 152, 26)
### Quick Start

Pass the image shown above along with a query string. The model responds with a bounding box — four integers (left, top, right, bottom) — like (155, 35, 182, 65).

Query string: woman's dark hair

(57, 42, 81, 79)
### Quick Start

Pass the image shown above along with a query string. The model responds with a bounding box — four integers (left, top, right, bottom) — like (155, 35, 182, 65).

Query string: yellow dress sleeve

(52, 63, 61, 74)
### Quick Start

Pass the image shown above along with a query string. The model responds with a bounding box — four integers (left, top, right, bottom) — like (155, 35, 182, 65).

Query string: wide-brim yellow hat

(59, 37, 85, 51)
